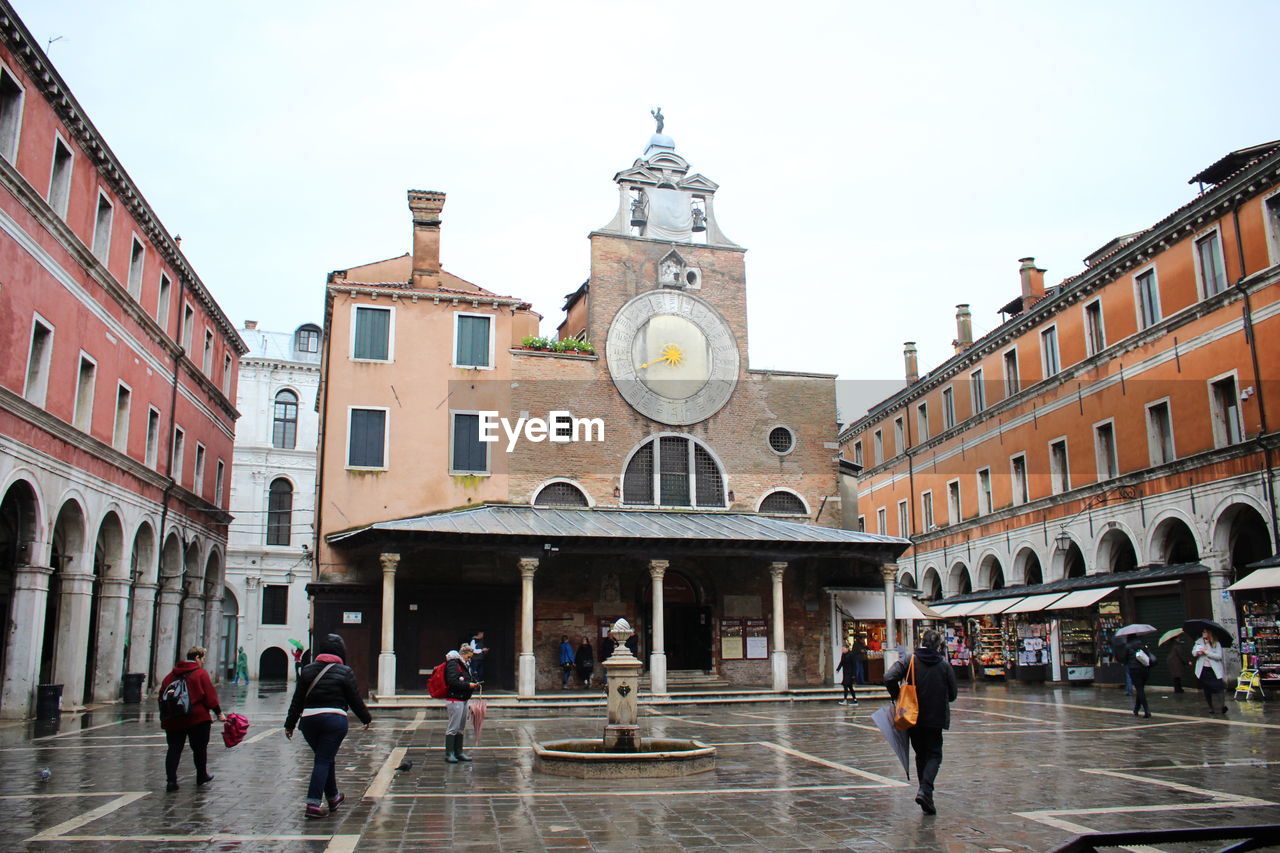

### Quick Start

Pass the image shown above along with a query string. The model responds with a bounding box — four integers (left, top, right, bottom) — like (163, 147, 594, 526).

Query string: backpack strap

(305, 664, 337, 699)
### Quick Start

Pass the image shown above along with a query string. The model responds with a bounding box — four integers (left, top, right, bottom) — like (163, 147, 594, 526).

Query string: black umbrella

(1183, 618, 1234, 648)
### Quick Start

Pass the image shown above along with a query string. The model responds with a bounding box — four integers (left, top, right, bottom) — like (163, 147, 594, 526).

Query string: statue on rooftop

(651, 106, 664, 134)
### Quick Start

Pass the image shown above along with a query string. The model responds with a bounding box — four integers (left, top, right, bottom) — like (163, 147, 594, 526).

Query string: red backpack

(427, 661, 448, 698)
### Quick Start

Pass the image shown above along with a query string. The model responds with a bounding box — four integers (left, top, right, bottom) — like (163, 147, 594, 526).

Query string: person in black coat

(835, 641, 859, 705)
(884, 629, 958, 816)
(284, 633, 372, 819)
(443, 645, 480, 763)
(1127, 637, 1155, 718)
(575, 637, 595, 688)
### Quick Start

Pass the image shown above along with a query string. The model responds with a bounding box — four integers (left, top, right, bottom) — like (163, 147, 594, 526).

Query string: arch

(757, 489, 809, 515)
(946, 561, 972, 596)
(1013, 546, 1043, 586)
(267, 478, 294, 546)
(977, 553, 1005, 591)
(159, 532, 184, 588)
(203, 549, 223, 597)
(899, 572, 917, 590)
(94, 512, 127, 581)
(183, 540, 204, 588)
(1052, 538, 1087, 580)
(1097, 528, 1139, 573)
(259, 646, 290, 681)
(0, 479, 42, 707)
(1210, 501, 1274, 581)
(1148, 514, 1200, 565)
(130, 521, 157, 585)
(620, 433, 727, 508)
(220, 585, 239, 680)
(920, 566, 943, 600)
(41, 499, 87, 686)
(532, 479, 591, 508)
(272, 389, 299, 449)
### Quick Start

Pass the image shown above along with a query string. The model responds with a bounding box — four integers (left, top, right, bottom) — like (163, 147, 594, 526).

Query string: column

(0, 565, 52, 719)
(377, 553, 399, 697)
(828, 590, 841, 685)
(52, 570, 95, 710)
(126, 583, 158, 686)
(1205, 549, 1240, 682)
(152, 584, 184, 684)
(518, 556, 539, 697)
(881, 563, 900, 669)
(203, 594, 224, 682)
(770, 562, 788, 691)
(648, 560, 668, 696)
(91, 578, 132, 703)
(179, 591, 207, 654)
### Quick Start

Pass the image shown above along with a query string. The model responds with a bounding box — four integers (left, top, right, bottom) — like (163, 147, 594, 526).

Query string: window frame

(976, 467, 993, 516)
(1192, 225, 1228, 299)
(857, 515, 865, 532)
(876, 506, 887, 535)
(872, 429, 883, 465)
(916, 401, 929, 442)
(1003, 346, 1020, 397)
(1009, 452, 1029, 506)
(91, 188, 114, 265)
(1048, 437, 1070, 495)
(181, 302, 195, 352)
(920, 489, 935, 531)
(346, 406, 390, 470)
(222, 353, 233, 396)
(171, 425, 186, 484)
(1207, 370, 1243, 448)
(145, 406, 161, 469)
(1040, 324, 1060, 378)
(946, 478, 961, 524)
(893, 416, 905, 453)
(24, 313, 54, 407)
(73, 351, 97, 433)
(156, 273, 172, 331)
(853, 441, 863, 467)
(0, 61, 25, 164)
(897, 499, 909, 537)
(942, 386, 956, 430)
(272, 388, 299, 449)
(112, 381, 132, 454)
(266, 477, 294, 547)
(127, 234, 145, 299)
(1134, 265, 1161, 331)
(193, 442, 206, 496)
(1083, 298, 1106, 357)
(214, 459, 225, 507)
(1145, 397, 1176, 466)
(202, 327, 214, 375)
(1093, 418, 1119, 481)
(260, 584, 288, 626)
(47, 131, 74, 219)
(452, 311, 495, 370)
(970, 367, 986, 414)
(449, 409, 490, 475)
(295, 325, 320, 354)
(349, 303, 395, 363)
(1263, 188, 1280, 267)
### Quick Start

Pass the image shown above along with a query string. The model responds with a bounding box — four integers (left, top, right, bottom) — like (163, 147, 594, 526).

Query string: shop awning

(968, 597, 1024, 616)
(1045, 586, 1118, 610)
(1228, 567, 1280, 591)
(896, 597, 941, 619)
(832, 589, 938, 620)
(943, 600, 990, 617)
(929, 603, 963, 616)
(1003, 593, 1069, 613)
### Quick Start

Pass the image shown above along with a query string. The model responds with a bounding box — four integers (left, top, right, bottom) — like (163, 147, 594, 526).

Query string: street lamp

(1055, 530, 1074, 552)
(285, 570, 296, 584)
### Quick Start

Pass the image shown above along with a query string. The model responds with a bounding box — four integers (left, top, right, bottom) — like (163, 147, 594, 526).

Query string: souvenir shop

(826, 587, 938, 683)
(929, 564, 1210, 686)
(1228, 557, 1280, 685)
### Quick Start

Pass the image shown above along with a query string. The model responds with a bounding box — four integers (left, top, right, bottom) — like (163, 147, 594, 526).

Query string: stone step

(369, 685, 889, 714)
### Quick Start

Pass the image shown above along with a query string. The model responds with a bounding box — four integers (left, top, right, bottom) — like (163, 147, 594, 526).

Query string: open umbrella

(1184, 619, 1234, 648)
(287, 638, 304, 650)
(870, 703, 910, 781)
(1113, 624, 1158, 639)
(468, 687, 488, 745)
(1158, 628, 1184, 647)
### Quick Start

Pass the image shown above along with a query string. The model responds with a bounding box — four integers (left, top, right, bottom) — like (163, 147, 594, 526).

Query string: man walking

(884, 629, 957, 816)
(469, 630, 487, 683)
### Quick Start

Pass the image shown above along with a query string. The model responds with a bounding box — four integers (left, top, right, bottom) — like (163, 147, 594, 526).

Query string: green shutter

(348, 409, 386, 467)
(453, 414, 485, 472)
(456, 316, 490, 367)
(354, 308, 390, 360)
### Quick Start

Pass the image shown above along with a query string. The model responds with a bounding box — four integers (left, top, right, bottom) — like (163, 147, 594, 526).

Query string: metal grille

(659, 436, 691, 506)
(534, 482, 589, 507)
(759, 490, 805, 514)
(622, 442, 654, 504)
(768, 426, 794, 454)
(693, 444, 724, 507)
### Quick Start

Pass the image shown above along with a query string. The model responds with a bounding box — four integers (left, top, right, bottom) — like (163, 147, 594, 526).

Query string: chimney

(244, 320, 258, 330)
(408, 190, 446, 287)
(953, 304, 973, 353)
(904, 342, 919, 383)
(1019, 257, 1046, 307)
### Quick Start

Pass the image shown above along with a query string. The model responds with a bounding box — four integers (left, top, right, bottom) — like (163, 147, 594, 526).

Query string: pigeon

(395, 759, 413, 772)
(39, 768, 51, 782)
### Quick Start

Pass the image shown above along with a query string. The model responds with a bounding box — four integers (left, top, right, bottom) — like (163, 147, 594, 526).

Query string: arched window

(267, 478, 293, 546)
(759, 490, 806, 515)
(533, 482, 589, 507)
(623, 436, 724, 508)
(273, 390, 298, 449)
(295, 324, 320, 354)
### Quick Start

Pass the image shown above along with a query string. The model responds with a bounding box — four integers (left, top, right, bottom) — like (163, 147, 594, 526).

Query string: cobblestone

(0, 682, 1278, 851)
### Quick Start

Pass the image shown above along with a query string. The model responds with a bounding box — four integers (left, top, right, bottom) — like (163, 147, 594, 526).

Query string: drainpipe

(313, 290, 335, 581)
(1231, 201, 1279, 543)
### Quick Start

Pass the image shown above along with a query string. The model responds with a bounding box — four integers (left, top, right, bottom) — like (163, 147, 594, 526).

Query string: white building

(224, 322, 321, 682)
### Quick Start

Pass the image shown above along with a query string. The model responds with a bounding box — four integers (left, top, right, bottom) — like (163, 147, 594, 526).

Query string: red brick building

(0, 2, 245, 717)
(315, 124, 906, 697)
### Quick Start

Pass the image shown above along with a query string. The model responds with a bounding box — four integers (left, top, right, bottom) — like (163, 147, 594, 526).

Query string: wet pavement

(1, 681, 1278, 851)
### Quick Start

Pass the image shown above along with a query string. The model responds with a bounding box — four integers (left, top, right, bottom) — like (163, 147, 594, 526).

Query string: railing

(1048, 824, 1280, 853)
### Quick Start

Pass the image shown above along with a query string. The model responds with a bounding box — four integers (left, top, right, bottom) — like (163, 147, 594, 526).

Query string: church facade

(313, 124, 906, 696)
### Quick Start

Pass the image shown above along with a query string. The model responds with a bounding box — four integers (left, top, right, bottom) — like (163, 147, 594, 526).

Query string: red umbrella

(222, 713, 249, 748)
(468, 688, 488, 745)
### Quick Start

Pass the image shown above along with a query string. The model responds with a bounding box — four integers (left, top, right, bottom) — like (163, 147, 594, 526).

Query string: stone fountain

(533, 618, 716, 778)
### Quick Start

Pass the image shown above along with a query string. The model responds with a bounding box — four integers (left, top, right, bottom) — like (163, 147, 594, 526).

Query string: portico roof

(327, 504, 909, 560)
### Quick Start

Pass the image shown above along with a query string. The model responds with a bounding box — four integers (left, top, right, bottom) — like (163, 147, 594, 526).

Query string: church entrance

(644, 570, 713, 672)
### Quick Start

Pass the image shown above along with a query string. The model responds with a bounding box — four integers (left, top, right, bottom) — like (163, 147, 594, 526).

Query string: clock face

(606, 290, 739, 425)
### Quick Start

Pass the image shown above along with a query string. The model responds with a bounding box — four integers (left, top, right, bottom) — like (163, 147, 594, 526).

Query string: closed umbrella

(468, 687, 488, 745)
(870, 703, 910, 780)
(1113, 624, 1158, 639)
(1157, 628, 1184, 647)
(1183, 619, 1234, 648)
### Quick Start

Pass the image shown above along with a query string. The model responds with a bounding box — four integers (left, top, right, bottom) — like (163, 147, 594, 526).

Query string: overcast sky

(16, 1, 1278, 421)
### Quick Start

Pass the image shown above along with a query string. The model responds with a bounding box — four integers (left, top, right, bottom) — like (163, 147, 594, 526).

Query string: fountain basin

(533, 738, 716, 778)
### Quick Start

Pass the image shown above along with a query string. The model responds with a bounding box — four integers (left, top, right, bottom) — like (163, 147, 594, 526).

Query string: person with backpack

(443, 644, 480, 763)
(159, 645, 225, 793)
(883, 629, 958, 816)
(284, 633, 372, 819)
(1128, 638, 1155, 718)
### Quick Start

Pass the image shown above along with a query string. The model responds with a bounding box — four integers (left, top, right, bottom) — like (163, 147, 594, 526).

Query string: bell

(630, 197, 647, 227)
(691, 207, 707, 233)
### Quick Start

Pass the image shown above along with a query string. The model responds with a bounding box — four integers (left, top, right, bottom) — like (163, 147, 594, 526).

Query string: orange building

(839, 141, 1279, 687)
(315, 126, 907, 698)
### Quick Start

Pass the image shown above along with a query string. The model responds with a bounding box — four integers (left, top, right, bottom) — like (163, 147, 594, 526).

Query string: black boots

(444, 734, 474, 763)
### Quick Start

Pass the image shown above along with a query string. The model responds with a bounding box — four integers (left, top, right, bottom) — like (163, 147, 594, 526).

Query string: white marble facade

(224, 323, 320, 683)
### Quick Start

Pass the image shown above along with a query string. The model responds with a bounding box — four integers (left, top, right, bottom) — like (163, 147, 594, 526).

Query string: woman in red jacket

(160, 646, 225, 792)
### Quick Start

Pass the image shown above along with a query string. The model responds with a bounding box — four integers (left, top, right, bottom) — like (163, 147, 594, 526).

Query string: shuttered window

(348, 408, 387, 468)
(451, 413, 487, 473)
(455, 315, 492, 367)
(353, 307, 391, 360)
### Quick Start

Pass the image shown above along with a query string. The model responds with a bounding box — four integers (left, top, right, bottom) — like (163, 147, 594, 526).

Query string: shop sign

(342, 611, 362, 624)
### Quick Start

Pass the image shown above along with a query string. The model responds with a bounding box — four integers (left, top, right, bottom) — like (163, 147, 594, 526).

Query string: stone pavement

(1, 681, 1278, 852)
